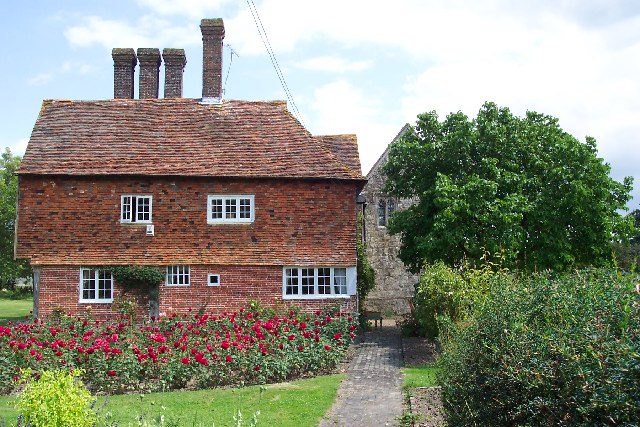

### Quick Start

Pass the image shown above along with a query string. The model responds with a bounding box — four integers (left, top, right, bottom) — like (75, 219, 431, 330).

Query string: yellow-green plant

(16, 369, 97, 427)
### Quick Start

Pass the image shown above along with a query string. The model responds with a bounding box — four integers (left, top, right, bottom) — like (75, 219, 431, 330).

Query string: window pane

(285, 268, 298, 295)
(211, 199, 223, 219)
(378, 199, 387, 226)
(137, 197, 150, 222)
(239, 198, 251, 219)
(333, 268, 347, 295)
(82, 269, 95, 300)
(225, 199, 237, 219)
(121, 197, 131, 221)
(98, 270, 112, 299)
(301, 268, 314, 295)
(318, 268, 331, 294)
(387, 199, 396, 219)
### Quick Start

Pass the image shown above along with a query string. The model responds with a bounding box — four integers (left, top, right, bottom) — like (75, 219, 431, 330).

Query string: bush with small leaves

(438, 269, 640, 426)
(16, 369, 97, 427)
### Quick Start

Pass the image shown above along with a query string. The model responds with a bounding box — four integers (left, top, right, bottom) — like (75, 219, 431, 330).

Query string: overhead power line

(223, 44, 239, 95)
(245, 0, 306, 128)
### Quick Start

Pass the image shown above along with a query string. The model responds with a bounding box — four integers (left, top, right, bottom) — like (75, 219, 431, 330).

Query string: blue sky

(2, 0, 639, 208)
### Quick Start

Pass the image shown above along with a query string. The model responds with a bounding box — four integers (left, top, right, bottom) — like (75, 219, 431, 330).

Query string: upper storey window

(121, 195, 152, 223)
(208, 195, 254, 224)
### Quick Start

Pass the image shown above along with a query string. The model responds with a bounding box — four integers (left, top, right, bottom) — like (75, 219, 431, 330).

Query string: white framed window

(166, 265, 190, 286)
(377, 197, 396, 227)
(80, 268, 113, 303)
(283, 267, 356, 299)
(208, 195, 254, 224)
(121, 195, 153, 224)
(208, 274, 220, 287)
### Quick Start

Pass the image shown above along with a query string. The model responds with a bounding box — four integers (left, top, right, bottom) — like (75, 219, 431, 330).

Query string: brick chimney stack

(163, 48, 187, 98)
(112, 48, 137, 99)
(200, 18, 225, 104)
(137, 48, 161, 99)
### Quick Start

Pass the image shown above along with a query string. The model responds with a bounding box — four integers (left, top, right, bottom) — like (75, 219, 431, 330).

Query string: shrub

(413, 261, 466, 338)
(111, 266, 165, 293)
(16, 369, 97, 427)
(1, 305, 358, 395)
(438, 269, 640, 426)
(413, 259, 496, 339)
(356, 213, 376, 310)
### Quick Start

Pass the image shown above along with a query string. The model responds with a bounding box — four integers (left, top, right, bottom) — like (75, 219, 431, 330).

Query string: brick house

(15, 19, 366, 319)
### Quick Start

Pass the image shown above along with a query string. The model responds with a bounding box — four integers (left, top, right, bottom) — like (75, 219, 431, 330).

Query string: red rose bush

(0, 306, 358, 394)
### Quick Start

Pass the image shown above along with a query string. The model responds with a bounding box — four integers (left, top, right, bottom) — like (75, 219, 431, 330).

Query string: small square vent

(146, 224, 155, 236)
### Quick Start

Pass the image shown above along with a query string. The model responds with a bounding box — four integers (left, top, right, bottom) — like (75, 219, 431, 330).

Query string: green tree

(384, 102, 634, 272)
(0, 148, 30, 288)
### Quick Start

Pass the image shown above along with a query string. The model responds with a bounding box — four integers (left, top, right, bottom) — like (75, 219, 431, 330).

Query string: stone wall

(361, 125, 419, 315)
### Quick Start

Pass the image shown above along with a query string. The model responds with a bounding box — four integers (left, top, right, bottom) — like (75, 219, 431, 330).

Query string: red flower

(254, 364, 260, 371)
(225, 355, 233, 363)
(324, 345, 332, 351)
(181, 357, 190, 364)
(333, 333, 342, 340)
(107, 370, 117, 377)
(297, 345, 303, 351)
(221, 340, 230, 349)
(287, 334, 295, 340)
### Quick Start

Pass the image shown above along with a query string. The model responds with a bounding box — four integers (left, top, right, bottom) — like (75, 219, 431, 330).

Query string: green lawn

(0, 294, 32, 325)
(0, 374, 345, 426)
(402, 364, 439, 389)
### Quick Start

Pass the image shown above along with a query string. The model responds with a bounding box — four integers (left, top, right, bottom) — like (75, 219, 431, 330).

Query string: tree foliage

(0, 148, 30, 288)
(384, 102, 634, 272)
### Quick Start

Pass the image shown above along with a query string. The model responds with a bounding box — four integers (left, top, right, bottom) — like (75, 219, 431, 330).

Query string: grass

(402, 364, 439, 389)
(0, 373, 345, 426)
(0, 293, 32, 325)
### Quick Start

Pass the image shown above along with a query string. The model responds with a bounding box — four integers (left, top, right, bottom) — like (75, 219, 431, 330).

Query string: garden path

(320, 319, 403, 426)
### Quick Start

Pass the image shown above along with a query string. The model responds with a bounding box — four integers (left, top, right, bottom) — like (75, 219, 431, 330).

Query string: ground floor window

(80, 268, 113, 303)
(283, 266, 355, 299)
(166, 265, 190, 286)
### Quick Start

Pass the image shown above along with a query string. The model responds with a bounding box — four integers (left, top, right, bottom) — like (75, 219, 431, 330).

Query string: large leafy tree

(0, 148, 30, 287)
(384, 102, 634, 272)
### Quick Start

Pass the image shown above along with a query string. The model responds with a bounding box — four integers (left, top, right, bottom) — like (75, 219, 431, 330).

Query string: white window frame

(166, 265, 190, 286)
(207, 195, 255, 224)
(79, 268, 113, 303)
(282, 266, 356, 299)
(208, 273, 221, 287)
(121, 195, 153, 224)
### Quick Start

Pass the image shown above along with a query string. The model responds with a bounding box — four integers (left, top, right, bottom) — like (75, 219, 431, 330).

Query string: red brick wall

(36, 265, 356, 320)
(16, 176, 358, 266)
(36, 266, 148, 320)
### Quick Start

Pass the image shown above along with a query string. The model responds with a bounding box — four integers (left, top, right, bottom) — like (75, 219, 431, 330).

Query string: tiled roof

(19, 98, 365, 181)
(315, 134, 362, 176)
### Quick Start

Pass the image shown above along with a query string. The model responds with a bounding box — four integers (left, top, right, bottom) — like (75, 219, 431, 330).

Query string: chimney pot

(112, 48, 137, 99)
(137, 48, 161, 99)
(162, 48, 187, 98)
(200, 18, 225, 104)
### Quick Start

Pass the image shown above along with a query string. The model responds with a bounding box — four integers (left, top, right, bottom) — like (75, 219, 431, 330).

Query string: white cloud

(308, 79, 401, 174)
(64, 16, 158, 50)
(27, 73, 53, 86)
(61, 61, 95, 75)
(135, 0, 234, 19)
(2, 138, 29, 157)
(292, 56, 372, 73)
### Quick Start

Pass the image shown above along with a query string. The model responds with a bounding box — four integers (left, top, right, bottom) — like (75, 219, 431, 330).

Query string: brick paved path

(319, 322, 403, 426)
